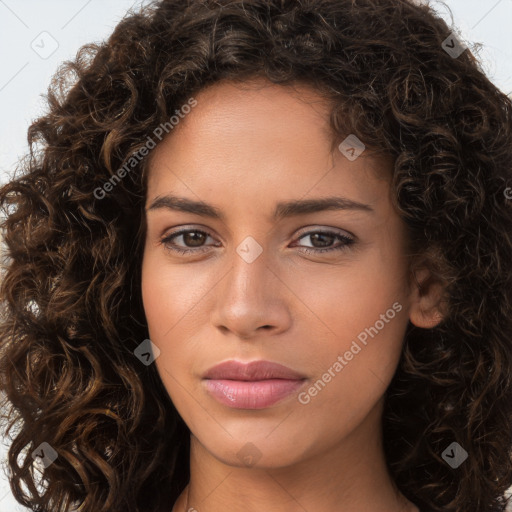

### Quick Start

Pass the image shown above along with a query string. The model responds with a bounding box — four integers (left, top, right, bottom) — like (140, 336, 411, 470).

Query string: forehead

(162, 78, 334, 155)
(145, 79, 392, 212)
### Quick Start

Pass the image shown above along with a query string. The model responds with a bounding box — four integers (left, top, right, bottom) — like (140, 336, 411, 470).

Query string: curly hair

(1, 0, 512, 510)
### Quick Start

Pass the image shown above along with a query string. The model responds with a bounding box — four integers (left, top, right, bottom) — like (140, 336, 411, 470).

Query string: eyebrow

(146, 194, 375, 221)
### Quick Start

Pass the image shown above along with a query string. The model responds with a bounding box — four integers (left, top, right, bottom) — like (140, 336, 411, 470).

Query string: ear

(408, 267, 447, 328)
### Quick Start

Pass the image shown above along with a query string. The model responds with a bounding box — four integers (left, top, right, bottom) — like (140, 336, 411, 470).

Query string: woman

(1, 0, 511, 511)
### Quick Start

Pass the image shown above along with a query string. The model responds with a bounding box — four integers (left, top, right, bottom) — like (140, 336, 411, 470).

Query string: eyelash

(160, 228, 355, 256)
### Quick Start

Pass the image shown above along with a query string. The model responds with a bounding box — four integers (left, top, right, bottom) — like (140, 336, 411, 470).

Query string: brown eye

(161, 229, 218, 255)
(293, 230, 355, 254)
(181, 231, 207, 247)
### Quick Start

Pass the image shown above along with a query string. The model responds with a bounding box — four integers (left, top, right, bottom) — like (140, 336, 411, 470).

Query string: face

(141, 78, 423, 469)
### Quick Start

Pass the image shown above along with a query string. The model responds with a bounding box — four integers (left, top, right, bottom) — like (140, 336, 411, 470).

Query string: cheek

(141, 248, 209, 345)
(141, 254, 200, 415)
(293, 294, 408, 443)
(140, 250, 219, 401)
(140, 256, 196, 406)
(291, 246, 409, 413)
(291, 239, 408, 342)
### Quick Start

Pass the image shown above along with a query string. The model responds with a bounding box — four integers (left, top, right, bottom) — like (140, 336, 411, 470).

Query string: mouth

(202, 360, 307, 409)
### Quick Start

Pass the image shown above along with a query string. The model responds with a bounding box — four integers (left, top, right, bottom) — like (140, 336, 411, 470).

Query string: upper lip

(203, 360, 306, 381)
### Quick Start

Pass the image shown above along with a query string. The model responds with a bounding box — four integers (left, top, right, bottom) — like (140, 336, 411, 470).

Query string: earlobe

(408, 267, 447, 329)
(409, 306, 444, 329)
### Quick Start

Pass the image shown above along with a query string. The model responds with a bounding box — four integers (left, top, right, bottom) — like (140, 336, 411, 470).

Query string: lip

(202, 360, 307, 409)
(203, 360, 306, 380)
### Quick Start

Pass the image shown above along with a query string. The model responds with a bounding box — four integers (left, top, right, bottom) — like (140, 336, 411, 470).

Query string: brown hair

(1, 0, 512, 511)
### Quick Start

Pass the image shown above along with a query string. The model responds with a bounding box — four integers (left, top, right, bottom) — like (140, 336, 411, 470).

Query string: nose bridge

(211, 234, 290, 337)
(227, 235, 272, 308)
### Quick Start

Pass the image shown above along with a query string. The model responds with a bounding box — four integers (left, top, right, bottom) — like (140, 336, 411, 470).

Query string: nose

(209, 242, 292, 340)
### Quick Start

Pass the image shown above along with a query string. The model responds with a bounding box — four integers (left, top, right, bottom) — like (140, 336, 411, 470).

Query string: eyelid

(294, 225, 355, 240)
(161, 224, 355, 241)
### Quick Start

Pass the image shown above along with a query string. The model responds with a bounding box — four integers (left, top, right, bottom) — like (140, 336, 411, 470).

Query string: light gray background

(0, 0, 511, 510)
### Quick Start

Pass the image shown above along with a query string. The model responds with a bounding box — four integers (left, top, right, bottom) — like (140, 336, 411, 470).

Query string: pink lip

(202, 360, 307, 409)
(203, 360, 306, 380)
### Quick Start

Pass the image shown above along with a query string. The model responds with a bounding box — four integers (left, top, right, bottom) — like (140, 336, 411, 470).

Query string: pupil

(311, 233, 333, 248)
(184, 232, 205, 247)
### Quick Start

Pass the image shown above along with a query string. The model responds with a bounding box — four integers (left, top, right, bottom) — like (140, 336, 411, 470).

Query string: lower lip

(203, 378, 306, 409)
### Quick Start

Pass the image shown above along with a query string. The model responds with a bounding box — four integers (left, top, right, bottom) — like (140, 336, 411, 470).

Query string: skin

(141, 78, 444, 512)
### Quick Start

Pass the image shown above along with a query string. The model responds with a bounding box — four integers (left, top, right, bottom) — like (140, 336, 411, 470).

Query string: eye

(292, 230, 355, 254)
(160, 228, 220, 255)
(160, 227, 355, 256)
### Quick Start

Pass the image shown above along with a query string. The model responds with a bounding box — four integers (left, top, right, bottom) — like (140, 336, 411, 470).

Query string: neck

(172, 402, 418, 512)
